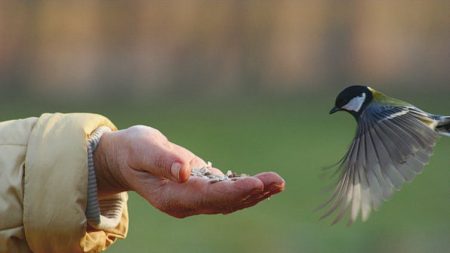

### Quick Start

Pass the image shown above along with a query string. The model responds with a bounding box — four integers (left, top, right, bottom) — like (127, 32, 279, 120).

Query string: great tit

(323, 85, 450, 224)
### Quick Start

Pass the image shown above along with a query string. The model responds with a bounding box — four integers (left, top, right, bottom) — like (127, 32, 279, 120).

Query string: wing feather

(322, 103, 439, 224)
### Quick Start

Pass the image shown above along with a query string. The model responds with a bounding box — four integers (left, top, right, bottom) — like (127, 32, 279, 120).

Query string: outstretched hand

(94, 126, 285, 218)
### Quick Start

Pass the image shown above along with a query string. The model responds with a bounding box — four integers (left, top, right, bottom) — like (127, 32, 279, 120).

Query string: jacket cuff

(87, 126, 127, 230)
(23, 113, 128, 253)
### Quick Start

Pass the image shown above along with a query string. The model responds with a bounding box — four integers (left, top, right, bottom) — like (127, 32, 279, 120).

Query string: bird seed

(190, 162, 248, 183)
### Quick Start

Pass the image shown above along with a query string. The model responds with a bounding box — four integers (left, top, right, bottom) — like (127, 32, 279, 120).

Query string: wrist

(94, 131, 130, 196)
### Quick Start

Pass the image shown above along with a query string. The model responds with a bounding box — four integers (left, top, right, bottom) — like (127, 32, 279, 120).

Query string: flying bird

(323, 85, 450, 224)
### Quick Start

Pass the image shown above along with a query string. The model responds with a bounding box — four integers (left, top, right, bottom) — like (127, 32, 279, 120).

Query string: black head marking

(331, 85, 373, 118)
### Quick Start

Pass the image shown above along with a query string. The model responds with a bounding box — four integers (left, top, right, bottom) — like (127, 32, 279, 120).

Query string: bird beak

(329, 106, 340, 114)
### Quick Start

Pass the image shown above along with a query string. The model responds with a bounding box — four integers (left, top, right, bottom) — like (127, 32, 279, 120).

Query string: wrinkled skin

(94, 125, 285, 218)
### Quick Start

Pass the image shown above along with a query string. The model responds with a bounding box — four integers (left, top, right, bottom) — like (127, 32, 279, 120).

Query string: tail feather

(436, 116, 450, 136)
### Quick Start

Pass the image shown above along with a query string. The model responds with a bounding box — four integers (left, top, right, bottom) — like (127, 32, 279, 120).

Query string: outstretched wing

(322, 103, 439, 224)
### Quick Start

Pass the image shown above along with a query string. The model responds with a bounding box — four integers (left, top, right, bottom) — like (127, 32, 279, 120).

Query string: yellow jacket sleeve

(0, 113, 128, 253)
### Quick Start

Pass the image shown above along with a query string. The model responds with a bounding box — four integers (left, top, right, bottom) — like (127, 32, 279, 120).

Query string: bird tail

(436, 116, 450, 137)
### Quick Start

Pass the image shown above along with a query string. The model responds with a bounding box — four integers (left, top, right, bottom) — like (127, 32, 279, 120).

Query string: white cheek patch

(342, 93, 366, 112)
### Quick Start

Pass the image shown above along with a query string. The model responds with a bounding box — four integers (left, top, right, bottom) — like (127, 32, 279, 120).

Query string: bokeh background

(1, 1, 449, 252)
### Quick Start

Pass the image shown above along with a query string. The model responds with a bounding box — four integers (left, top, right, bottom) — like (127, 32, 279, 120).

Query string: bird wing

(322, 103, 439, 225)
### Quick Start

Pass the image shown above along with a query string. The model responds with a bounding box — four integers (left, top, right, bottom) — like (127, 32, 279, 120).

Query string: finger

(172, 144, 224, 179)
(139, 142, 197, 183)
(161, 176, 264, 214)
(240, 189, 279, 207)
(196, 174, 282, 209)
(210, 172, 285, 214)
(152, 147, 192, 183)
(231, 194, 271, 212)
(140, 172, 284, 218)
(171, 144, 208, 182)
(253, 172, 286, 192)
(200, 177, 265, 212)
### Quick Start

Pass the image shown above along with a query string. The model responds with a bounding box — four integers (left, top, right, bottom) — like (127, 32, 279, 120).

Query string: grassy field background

(1, 92, 448, 253)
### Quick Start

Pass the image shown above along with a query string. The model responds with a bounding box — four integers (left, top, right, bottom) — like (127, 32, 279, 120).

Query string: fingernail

(171, 162, 182, 181)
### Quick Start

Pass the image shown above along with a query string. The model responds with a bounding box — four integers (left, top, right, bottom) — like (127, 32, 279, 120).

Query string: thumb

(168, 160, 191, 183)
(148, 149, 193, 183)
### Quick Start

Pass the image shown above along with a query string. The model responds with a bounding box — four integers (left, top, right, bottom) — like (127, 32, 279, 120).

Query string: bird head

(330, 85, 374, 118)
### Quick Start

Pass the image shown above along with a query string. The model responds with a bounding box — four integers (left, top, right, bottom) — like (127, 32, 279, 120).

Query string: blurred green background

(0, 1, 449, 253)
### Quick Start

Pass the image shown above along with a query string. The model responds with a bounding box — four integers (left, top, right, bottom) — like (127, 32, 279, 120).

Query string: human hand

(94, 125, 285, 218)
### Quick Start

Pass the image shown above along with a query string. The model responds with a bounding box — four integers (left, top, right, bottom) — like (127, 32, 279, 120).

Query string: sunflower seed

(190, 161, 247, 184)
